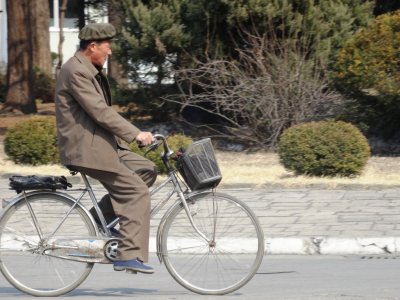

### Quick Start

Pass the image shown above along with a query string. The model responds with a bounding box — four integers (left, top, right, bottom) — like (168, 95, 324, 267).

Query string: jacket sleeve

(67, 69, 141, 144)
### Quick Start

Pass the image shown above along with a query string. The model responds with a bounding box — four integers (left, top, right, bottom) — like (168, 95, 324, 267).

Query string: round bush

(130, 134, 193, 174)
(278, 121, 370, 177)
(4, 116, 59, 165)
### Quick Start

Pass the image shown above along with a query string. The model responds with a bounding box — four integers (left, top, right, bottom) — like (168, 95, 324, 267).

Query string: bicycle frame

(8, 168, 210, 263)
(81, 133, 212, 248)
(85, 166, 210, 244)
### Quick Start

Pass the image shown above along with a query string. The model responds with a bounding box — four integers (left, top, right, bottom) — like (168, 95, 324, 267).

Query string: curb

(264, 237, 400, 255)
(147, 237, 400, 256)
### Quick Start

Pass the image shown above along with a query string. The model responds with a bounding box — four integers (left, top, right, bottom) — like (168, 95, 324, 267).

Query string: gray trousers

(73, 149, 157, 262)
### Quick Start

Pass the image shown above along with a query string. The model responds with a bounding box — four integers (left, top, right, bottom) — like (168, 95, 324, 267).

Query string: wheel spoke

(0, 193, 95, 296)
(161, 192, 264, 295)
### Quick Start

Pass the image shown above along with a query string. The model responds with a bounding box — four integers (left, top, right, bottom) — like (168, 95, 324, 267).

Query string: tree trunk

(31, 0, 51, 74)
(4, 0, 36, 114)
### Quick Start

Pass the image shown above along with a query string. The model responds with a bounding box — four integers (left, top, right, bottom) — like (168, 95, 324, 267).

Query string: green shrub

(335, 11, 400, 98)
(333, 11, 400, 136)
(129, 134, 193, 174)
(4, 116, 59, 165)
(278, 121, 370, 177)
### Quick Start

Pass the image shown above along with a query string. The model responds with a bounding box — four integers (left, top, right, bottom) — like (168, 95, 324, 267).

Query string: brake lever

(143, 140, 162, 156)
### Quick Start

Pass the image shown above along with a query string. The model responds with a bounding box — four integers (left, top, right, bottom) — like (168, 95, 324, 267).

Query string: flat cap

(78, 23, 116, 41)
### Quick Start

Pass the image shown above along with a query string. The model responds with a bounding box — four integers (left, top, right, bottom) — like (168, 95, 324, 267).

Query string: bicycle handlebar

(142, 134, 174, 158)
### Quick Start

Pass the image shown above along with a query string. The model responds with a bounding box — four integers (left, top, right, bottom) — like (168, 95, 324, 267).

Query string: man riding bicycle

(55, 23, 157, 274)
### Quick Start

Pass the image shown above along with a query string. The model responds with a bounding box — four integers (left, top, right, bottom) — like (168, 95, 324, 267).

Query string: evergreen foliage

(4, 116, 59, 165)
(110, 0, 190, 85)
(336, 11, 400, 97)
(110, 0, 374, 85)
(222, 0, 373, 64)
(278, 120, 371, 177)
(334, 10, 400, 136)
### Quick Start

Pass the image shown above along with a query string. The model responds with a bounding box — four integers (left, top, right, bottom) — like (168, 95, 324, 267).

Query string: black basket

(177, 138, 222, 191)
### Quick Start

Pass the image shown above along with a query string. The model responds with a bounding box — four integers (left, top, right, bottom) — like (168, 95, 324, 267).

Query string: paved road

(1, 175, 400, 255)
(0, 255, 400, 299)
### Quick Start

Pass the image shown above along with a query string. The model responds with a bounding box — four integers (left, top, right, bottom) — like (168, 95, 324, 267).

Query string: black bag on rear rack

(177, 138, 222, 191)
(9, 175, 72, 193)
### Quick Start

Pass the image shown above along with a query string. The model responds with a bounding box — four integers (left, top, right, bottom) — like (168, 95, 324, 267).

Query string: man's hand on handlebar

(135, 133, 173, 158)
(136, 131, 154, 147)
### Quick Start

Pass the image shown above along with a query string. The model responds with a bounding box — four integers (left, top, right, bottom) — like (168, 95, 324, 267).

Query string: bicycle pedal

(126, 269, 137, 274)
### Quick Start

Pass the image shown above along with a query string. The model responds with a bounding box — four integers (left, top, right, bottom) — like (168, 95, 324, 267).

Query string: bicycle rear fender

(156, 190, 214, 263)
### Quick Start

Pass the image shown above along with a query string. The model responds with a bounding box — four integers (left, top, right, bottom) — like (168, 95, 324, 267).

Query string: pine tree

(222, 0, 374, 66)
(110, 0, 374, 86)
(110, 0, 190, 85)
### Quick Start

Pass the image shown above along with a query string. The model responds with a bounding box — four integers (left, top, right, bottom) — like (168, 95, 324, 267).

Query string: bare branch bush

(165, 24, 345, 149)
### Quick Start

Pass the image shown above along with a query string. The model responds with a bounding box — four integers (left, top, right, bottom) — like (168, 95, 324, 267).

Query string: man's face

(90, 40, 112, 67)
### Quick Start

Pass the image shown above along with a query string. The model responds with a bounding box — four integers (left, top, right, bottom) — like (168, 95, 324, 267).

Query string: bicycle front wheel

(0, 192, 96, 296)
(160, 192, 264, 295)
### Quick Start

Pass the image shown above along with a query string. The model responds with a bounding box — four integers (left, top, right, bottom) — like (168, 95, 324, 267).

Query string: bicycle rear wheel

(0, 192, 96, 296)
(160, 192, 264, 295)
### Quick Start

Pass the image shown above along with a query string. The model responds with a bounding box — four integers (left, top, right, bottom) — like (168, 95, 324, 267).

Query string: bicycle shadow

(69, 288, 190, 297)
(0, 286, 26, 296)
(0, 284, 159, 298)
(70, 288, 156, 297)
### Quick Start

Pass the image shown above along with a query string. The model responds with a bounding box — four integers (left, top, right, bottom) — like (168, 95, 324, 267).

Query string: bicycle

(0, 134, 264, 296)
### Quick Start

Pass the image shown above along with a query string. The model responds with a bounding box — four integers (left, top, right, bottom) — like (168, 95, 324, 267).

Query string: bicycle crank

(44, 237, 120, 263)
(104, 238, 119, 261)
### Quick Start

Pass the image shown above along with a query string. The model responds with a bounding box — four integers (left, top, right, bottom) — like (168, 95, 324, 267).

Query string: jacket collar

(74, 51, 99, 77)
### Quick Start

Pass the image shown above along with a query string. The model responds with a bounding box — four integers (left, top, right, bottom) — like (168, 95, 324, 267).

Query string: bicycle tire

(160, 191, 264, 295)
(0, 192, 96, 296)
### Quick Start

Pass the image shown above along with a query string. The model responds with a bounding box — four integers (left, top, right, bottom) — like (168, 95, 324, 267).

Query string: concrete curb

(264, 237, 400, 255)
(147, 237, 400, 256)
